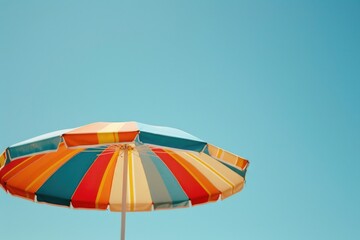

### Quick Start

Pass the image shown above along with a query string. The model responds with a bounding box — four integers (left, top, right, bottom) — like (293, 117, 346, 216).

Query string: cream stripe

(131, 149, 153, 211)
(180, 152, 234, 199)
(99, 122, 126, 133)
(109, 149, 125, 211)
(208, 144, 242, 166)
(195, 152, 243, 198)
(186, 152, 234, 189)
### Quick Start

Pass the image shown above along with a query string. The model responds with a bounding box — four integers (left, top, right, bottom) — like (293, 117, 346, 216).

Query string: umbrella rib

(121, 146, 129, 240)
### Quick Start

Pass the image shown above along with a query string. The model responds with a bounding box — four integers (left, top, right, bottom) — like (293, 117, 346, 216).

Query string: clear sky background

(0, 1, 359, 239)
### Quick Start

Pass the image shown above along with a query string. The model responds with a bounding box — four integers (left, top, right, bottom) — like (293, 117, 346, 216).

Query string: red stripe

(71, 149, 115, 209)
(152, 148, 210, 205)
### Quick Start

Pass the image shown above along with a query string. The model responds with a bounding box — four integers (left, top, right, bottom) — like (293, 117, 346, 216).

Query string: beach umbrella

(0, 122, 249, 240)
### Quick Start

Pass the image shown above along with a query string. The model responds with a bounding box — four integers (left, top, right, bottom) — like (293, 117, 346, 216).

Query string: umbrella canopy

(0, 122, 249, 239)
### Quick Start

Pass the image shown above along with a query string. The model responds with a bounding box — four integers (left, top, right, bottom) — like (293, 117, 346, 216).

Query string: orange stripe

(165, 150, 220, 202)
(63, 122, 139, 147)
(64, 133, 101, 147)
(95, 149, 119, 209)
(63, 122, 110, 147)
(236, 157, 249, 170)
(1, 154, 44, 184)
(117, 132, 138, 143)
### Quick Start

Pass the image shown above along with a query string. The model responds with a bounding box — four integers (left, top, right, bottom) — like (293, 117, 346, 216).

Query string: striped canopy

(0, 122, 249, 212)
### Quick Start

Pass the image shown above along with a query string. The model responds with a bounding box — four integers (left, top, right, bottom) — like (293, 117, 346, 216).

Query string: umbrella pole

(121, 145, 129, 240)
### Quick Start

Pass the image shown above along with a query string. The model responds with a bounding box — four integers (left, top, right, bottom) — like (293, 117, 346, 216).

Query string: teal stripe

(137, 145, 189, 209)
(139, 132, 206, 152)
(203, 144, 210, 155)
(5, 149, 10, 166)
(8, 136, 61, 159)
(36, 149, 101, 206)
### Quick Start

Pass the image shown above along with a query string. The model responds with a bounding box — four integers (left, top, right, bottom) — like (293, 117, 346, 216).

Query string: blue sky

(0, 1, 359, 239)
